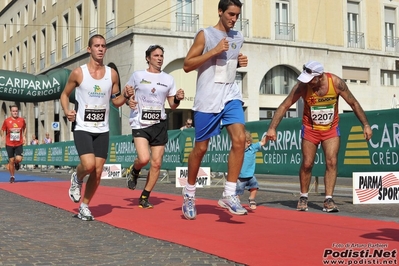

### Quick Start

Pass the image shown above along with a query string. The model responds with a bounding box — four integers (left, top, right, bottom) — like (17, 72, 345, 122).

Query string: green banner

(0, 68, 71, 102)
(1, 109, 398, 177)
(0, 68, 123, 135)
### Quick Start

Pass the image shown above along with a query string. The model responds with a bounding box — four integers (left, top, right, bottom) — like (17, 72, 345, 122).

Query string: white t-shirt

(126, 70, 176, 129)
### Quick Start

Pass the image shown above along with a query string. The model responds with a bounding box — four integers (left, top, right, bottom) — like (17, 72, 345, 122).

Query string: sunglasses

(303, 65, 321, 75)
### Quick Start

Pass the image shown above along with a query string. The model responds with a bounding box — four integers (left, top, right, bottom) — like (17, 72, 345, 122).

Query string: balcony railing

(385, 36, 399, 53)
(50, 49, 56, 65)
(75, 36, 81, 54)
(62, 43, 68, 59)
(275, 22, 295, 41)
(176, 12, 199, 33)
(89, 28, 97, 38)
(348, 31, 365, 49)
(40, 52, 45, 70)
(105, 19, 115, 39)
(234, 18, 249, 37)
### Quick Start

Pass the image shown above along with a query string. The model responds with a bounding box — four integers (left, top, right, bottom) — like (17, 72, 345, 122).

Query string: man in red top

(1, 105, 27, 183)
(266, 61, 372, 213)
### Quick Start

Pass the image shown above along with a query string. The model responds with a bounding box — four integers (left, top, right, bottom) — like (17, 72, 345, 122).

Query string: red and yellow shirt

(302, 73, 339, 131)
(1, 117, 26, 146)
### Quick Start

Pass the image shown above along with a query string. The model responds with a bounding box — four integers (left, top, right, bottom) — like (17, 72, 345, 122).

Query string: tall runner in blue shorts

(181, 0, 249, 219)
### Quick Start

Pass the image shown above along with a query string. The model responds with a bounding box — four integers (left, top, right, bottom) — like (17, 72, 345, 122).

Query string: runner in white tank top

(60, 34, 135, 221)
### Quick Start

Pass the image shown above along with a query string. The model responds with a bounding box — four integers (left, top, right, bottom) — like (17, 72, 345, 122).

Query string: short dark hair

(145, 44, 164, 58)
(218, 0, 242, 13)
(9, 104, 18, 111)
(88, 34, 106, 48)
(145, 44, 164, 63)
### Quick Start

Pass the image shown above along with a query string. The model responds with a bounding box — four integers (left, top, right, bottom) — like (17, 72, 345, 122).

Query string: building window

(22, 40, 27, 71)
(89, 0, 98, 37)
(176, 0, 199, 32)
(260, 65, 297, 95)
(31, 34, 36, 71)
(381, 70, 399, 86)
(40, 29, 46, 70)
(342, 66, 369, 84)
(385, 7, 398, 52)
(106, 1, 116, 38)
(24, 5, 28, 26)
(260, 108, 296, 120)
(62, 13, 69, 59)
(51, 21, 57, 65)
(15, 46, 20, 71)
(17, 12, 21, 32)
(42, 0, 46, 13)
(9, 18, 13, 38)
(275, 1, 295, 41)
(9, 50, 13, 71)
(75, 5, 82, 53)
(235, 72, 244, 94)
(233, 0, 249, 37)
(347, 1, 364, 49)
(33, 0, 37, 20)
(3, 24, 6, 43)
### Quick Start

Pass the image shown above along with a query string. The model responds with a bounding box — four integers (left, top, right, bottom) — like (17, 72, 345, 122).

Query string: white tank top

(193, 26, 244, 113)
(74, 64, 112, 133)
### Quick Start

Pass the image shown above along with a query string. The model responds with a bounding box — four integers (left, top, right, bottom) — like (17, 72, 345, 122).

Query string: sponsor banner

(0, 68, 71, 102)
(175, 167, 211, 188)
(353, 172, 399, 204)
(1, 109, 398, 178)
(101, 164, 122, 179)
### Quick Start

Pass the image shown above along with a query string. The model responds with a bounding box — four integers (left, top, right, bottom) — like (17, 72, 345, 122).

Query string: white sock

(325, 195, 332, 199)
(184, 183, 196, 197)
(300, 193, 309, 198)
(223, 181, 237, 196)
(80, 203, 88, 208)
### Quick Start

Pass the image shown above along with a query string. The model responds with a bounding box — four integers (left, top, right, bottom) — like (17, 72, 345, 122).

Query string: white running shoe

(69, 172, 82, 203)
(77, 206, 94, 221)
(182, 188, 197, 220)
(218, 193, 248, 215)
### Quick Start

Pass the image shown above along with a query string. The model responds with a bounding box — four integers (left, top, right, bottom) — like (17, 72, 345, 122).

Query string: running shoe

(69, 172, 82, 203)
(9, 176, 15, 183)
(323, 198, 339, 213)
(14, 162, 20, 171)
(296, 196, 308, 211)
(139, 197, 153, 209)
(127, 172, 139, 190)
(182, 188, 196, 220)
(77, 206, 94, 221)
(218, 193, 248, 215)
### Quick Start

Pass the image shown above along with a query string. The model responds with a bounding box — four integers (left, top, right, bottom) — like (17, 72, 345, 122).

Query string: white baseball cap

(297, 61, 324, 83)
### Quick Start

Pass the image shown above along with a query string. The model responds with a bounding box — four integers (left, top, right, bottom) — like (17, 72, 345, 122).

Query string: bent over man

(266, 61, 372, 213)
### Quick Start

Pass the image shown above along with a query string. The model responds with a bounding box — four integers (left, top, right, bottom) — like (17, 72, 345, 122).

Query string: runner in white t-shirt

(125, 44, 185, 209)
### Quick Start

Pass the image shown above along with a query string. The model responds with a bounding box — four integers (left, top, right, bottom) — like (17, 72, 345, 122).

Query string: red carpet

(1, 182, 398, 266)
